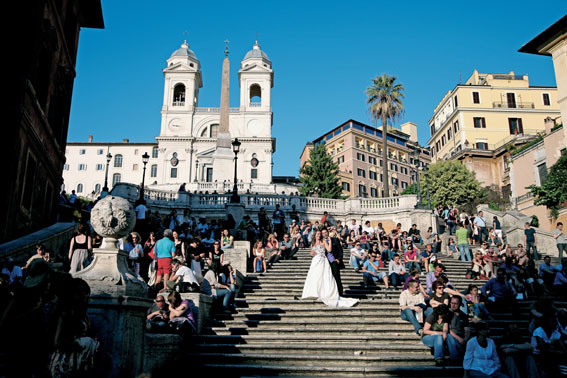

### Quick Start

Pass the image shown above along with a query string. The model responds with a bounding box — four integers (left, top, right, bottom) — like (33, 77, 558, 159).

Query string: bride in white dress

(301, 230, 359, 307)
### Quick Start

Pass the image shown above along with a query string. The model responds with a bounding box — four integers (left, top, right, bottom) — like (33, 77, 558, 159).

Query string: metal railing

(196, 107, 241, 113)
(492, 101, 534, 109)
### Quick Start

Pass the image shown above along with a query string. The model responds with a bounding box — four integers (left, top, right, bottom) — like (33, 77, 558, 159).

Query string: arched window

(249, 84, 261, 106)
(209, 124, 219, 138)
(150, 164, 157, 178)
(94, 183, 101, 193)
(173, 84, 185, 106)
(114, 154, 123, 168)
(77, 183, 83, 193)
(200, 127, 208, 137)
(112, 173, 121, 186)
(152, 146, 158, 158)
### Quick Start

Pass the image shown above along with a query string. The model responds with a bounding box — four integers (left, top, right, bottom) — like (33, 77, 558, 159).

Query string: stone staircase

(185, 248, 486, 377)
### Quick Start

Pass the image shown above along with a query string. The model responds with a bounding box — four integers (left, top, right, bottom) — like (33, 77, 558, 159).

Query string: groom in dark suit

(322, 228, 344, 296)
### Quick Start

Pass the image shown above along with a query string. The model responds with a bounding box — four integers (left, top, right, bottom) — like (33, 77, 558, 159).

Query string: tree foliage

(365, 74, 405, 197)
(401, 182, 419, 196)
(299, 144, 343, 199)
(425, 160, 483, 209)
(528, 153, 567, 218)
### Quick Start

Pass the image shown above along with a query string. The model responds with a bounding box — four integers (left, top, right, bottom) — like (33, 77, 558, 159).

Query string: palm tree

(365, 74, 405, 197)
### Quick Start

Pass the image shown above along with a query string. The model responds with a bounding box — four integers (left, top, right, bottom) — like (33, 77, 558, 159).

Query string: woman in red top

(404, 245, 420, 272)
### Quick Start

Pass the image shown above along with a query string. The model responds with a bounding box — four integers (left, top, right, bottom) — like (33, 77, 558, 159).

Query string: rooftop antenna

(224, 39, 230, 56)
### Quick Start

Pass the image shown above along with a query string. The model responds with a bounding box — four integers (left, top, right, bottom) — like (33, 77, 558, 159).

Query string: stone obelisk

(212, 41, 235, 182)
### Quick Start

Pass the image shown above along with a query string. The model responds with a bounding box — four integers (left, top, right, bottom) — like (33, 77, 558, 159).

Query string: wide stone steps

(186, 247, 476, 377)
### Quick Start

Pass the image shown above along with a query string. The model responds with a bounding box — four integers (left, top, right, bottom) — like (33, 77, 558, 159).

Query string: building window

(369, 171, 377, 180)
(538, 163, 548, 184)
(79, 149, 86, 155)
(508, 118, 524, 135)
(391, 177, 399, 185)
(380, 174, 383, 182)
(152, 146, 159, 158)
(370, 187, 378, 197)
(133, 164, 138, 171)
(401, 181, 408, 189)
(356, 153, 365, 162)
(472, 92, 480, 104)
(436, 141, 441, 151)
(506, 93, 516, 108)
(170, 168, 177, 178)
(473, 117, 486, 128)
(251, 169, 258, 179)
(173, 83, 186, 105)
(94, 183, 101, 193)
(206, 167, 213, 182)
(112, 173, 121, 186)
(453, 121, 459, 133)
(448, 128, 452, 140)
(209, 124, 219, 138)
(358, 184, 367, 197)
(150, 164, 157, 177)
(114, 154, 123, 167)
(390, 163, 398, 172)
(97, 149, 104, 155)
(441, 135, 446, 146)
(342, 182, 350, 191)
(337, 156, 345, 164)
(400, 167, 408, 175)
(379, 159, 383, 167)
(63, 164, 69, 171)
(454, 96, 458, 107)
(77, 183, 83, 193)
(96, 164, 104, 171)
(542, 93, 550, 106)
(78, 164, 87, 171)
(357, 168, 366, 178)
(476, 142, 488, 150)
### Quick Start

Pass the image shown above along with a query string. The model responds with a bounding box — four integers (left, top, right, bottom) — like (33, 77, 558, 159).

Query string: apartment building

(300, 119, 430, 197)
(428, 70, 560, 194)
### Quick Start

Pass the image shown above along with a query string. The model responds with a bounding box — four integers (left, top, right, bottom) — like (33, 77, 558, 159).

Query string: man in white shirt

(362, 221, 375, 239)
(349, 242, 366, 272)
(166, 259, 199, 292)
(348, 219, 359, 237)
(399, 280, 425, 335)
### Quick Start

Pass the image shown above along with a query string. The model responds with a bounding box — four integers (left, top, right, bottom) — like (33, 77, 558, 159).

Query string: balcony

(492, 101, 534, 109)
(172, 101, 185, 106)
(249, 102, 262, 107)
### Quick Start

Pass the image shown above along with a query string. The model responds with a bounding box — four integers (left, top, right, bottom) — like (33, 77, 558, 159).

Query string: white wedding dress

(301, 243, 359, 307)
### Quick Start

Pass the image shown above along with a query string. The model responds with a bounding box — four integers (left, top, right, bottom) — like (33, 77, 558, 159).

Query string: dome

(169, 40, 198, 61)
(243, 41, 270, 61)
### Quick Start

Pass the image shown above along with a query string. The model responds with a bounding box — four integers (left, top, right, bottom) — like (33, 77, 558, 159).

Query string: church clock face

(168, 118, 181, 131)
(251, 157, 259, 167)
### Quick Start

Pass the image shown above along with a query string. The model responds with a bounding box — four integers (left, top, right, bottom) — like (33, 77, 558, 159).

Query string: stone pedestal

(226, 202, 245, 227)
(73, 196, 152, 377)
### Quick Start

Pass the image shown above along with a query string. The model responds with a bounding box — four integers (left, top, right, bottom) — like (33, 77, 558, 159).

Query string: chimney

(88, 134, 93, 143)
(544, 117, 555, 134)
(122, 138, 129, 143)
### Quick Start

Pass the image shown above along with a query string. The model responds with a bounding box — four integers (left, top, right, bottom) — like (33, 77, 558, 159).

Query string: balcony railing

(492, 102, 534, 109)
(249, 102, 261, 107)
(172, 101, 185, 106)
(196, 107, 241, 113)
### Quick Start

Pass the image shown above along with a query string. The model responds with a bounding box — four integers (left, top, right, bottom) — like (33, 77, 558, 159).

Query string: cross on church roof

(224, 39, 230, 57)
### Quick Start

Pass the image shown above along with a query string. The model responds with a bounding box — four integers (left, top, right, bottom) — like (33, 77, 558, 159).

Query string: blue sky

(69, 0, 566, 176)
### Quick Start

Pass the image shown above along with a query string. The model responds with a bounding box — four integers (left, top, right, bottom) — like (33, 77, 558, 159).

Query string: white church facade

(63, 40, 279, 197)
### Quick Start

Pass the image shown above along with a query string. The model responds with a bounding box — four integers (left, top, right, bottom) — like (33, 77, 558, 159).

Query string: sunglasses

(155, 299, 165, 303)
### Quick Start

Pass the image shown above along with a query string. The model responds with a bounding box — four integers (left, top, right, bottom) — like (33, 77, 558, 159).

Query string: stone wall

(0, 222, 76, 263)
(477, 205, 559, 257)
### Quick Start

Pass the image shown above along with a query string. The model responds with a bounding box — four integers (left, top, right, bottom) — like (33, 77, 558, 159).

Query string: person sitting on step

(349, 241, 367, 272)
(166, 259, 200, 293)
(422, 304, 453, 366)
(388, 254, 408, 290)
(362, 251, 390, 289)
(463, 321, 508, 377)
(399, 280, 426, 336)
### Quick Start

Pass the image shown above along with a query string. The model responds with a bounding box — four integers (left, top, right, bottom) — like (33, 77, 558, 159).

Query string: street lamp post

(102, 152, 113, 195)
(194, 160, 199, 183)
(139, 152, 150, 201)
(424, 168, 432, 210)
(230, 138, 241, 203)
(413, 148, 422, 208)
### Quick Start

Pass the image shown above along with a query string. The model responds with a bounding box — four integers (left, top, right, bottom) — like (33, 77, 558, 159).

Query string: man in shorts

(154, 229, 176, 291)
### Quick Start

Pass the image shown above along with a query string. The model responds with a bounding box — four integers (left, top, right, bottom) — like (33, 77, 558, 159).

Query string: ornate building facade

(63, 40, 277, 197)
